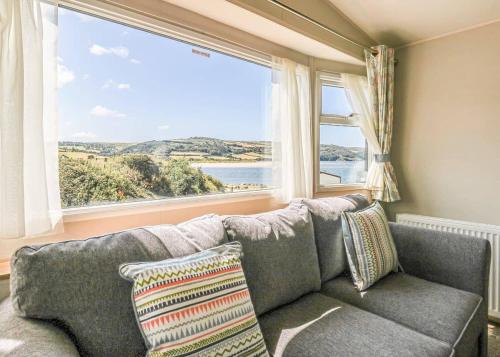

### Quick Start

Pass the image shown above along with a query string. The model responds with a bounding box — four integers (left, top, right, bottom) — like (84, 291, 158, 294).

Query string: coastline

(191, 161, 272, 168)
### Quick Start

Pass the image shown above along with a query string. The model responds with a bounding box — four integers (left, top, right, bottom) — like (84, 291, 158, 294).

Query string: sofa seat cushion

(258, 293, 452, 357)
(321, 273, 483, 352)
(292, 194, 369, 282)
(10, 214, 228, 357)
(223, 205, 321, 316)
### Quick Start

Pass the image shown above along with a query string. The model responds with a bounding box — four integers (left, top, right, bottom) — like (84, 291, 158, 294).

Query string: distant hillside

(319, 144, 365, 161)
(59, 137, 364, 161)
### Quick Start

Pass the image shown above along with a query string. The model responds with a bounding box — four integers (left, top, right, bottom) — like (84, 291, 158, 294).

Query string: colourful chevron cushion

(120, 242, 269, 357)
(341, 201, 399, 291)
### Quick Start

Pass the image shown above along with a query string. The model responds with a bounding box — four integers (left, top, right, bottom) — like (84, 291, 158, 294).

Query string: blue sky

(57, 8, 363, 147)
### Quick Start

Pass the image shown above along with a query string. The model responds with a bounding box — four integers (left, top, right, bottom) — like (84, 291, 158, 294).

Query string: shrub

(59, 155, 224, 207)
(59, 156, 150, 208)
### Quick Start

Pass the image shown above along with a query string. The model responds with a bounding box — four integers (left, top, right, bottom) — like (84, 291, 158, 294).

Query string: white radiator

(396, 213, 500, 320)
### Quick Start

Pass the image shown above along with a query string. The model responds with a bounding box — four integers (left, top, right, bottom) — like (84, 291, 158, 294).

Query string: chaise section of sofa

(318, 221, 490, 357)
(258, 293, 453, 357)
(0, 195, 491, 357)
(389, 223, 491, 357)
(321, 273, 483, 357)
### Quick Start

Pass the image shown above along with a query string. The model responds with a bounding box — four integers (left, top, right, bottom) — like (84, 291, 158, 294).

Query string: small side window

(316, 73, 368, 188)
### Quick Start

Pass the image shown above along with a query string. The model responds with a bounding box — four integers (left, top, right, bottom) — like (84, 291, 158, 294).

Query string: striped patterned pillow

(120, 242, 269, 357)
(341, 201, 399, 291)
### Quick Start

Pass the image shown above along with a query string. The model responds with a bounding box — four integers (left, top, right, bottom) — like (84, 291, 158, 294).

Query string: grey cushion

(258, 293, 452, 357)
(223, 205, 321, 316)
(10, 215, 227, 357)
(0, 298, 79, 357)
(321, 272, 483, 355)
(292, 194, 369, 282)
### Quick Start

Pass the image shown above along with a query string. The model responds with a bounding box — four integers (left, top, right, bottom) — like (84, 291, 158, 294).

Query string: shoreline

(191, 161, 272, 168)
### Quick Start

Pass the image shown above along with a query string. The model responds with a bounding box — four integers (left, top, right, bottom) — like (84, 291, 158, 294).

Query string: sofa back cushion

(10, 215, 227, 357)
(222, 204, 320, 316)
(292, 194, 369, 282)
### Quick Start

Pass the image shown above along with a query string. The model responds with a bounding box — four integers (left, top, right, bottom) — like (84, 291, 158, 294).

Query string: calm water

(320, 161, 367, 184)
(198, 161, 366, 186)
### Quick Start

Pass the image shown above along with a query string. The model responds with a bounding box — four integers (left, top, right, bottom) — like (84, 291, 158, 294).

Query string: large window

(57, 7, 272, 208)
(316, 73, 368, 188)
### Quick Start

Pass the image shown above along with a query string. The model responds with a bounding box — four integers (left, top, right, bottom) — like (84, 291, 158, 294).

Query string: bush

(122, 155, 159, 182)
(59, 155, 224, 207)
(162, 159, 224, 196)
(59, 156, 151, 208)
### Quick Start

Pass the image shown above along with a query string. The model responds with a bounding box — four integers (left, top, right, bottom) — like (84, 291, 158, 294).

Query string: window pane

(58, 9, 272, 208)
(321, 85, 352, 116)
(319, 124, 367, 185)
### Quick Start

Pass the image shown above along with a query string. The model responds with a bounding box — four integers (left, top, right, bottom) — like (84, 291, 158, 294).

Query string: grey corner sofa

(0, 194, 490, 357)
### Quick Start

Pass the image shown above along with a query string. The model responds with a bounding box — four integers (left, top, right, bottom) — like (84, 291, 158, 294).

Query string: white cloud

(57, 63, 75, 88)
(72, 131, 97, 140)
(75, 12, 95, 22)
(89, 44, 129, 58)
(158, 125, 169, 131)
(117, 83, 130, 90)
(102, 79, 131, 90)
(82, 74, 90, 80)
(90, 105, 126, 118)
(130, 58, 141, 64)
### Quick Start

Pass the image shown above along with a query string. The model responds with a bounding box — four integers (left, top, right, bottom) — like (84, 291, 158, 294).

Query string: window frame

(58, 0, 276, 215)
(313, 71, 369, 194)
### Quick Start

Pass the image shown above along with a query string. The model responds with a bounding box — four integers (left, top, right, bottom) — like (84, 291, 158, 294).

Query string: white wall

(387, 21, 500, 225)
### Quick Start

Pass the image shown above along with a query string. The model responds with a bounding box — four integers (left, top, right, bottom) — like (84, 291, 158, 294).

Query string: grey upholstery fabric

(258, 293, 452, 357)
(389, 222, 491, 357)
(321, 272, 482, 354)
(389, 223, 491, 299)
(0, 298, 79, 357)
(292, 194, 369, 282)
(10, 215, 227, 357)
(223, 205, 321, 316)
(453, 299, 486, 357)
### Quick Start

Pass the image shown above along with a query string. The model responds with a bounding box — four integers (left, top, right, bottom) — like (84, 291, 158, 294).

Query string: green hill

(59, 137, 364, 162)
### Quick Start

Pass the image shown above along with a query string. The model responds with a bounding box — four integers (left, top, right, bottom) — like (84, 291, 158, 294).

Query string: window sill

(0, 261, 9, 280)
(0, 190, 282, 272)
(316, 183, 366, 193)
(0, 187, 372, 280)
(63, 190, 277, 223)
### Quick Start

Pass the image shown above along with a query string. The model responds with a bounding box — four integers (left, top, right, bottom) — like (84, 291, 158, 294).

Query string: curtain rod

(266, 0, 377, 54)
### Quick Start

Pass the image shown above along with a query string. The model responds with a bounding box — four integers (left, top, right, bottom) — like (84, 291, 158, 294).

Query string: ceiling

(163, 0, 364, 65)
(328, 0, 500, 47)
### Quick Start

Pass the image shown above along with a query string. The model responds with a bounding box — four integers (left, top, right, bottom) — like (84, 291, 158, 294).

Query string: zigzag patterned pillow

(120, 242, 269, 357)
(342, 201, 399, 291)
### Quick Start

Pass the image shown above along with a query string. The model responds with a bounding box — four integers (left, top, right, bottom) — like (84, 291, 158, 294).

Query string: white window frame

(313, 71, 369, 193)
(58, 0, 276, 217)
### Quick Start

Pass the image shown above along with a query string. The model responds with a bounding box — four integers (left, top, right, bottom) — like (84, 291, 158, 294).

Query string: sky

(57, 7, 363, 147)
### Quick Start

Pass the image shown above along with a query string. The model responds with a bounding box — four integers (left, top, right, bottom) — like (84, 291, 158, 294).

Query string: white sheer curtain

(341, 73, 391, 198)
(0, 0, 62, 239)
(271, 57, 313, 202)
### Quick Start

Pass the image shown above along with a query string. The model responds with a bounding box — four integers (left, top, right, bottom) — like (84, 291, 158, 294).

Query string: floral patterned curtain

(364, 45, 400, 202)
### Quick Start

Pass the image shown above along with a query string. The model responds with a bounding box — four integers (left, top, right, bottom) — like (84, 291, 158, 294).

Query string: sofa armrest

(0, 297, 79, 357)
(389, 222, 491, 299)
